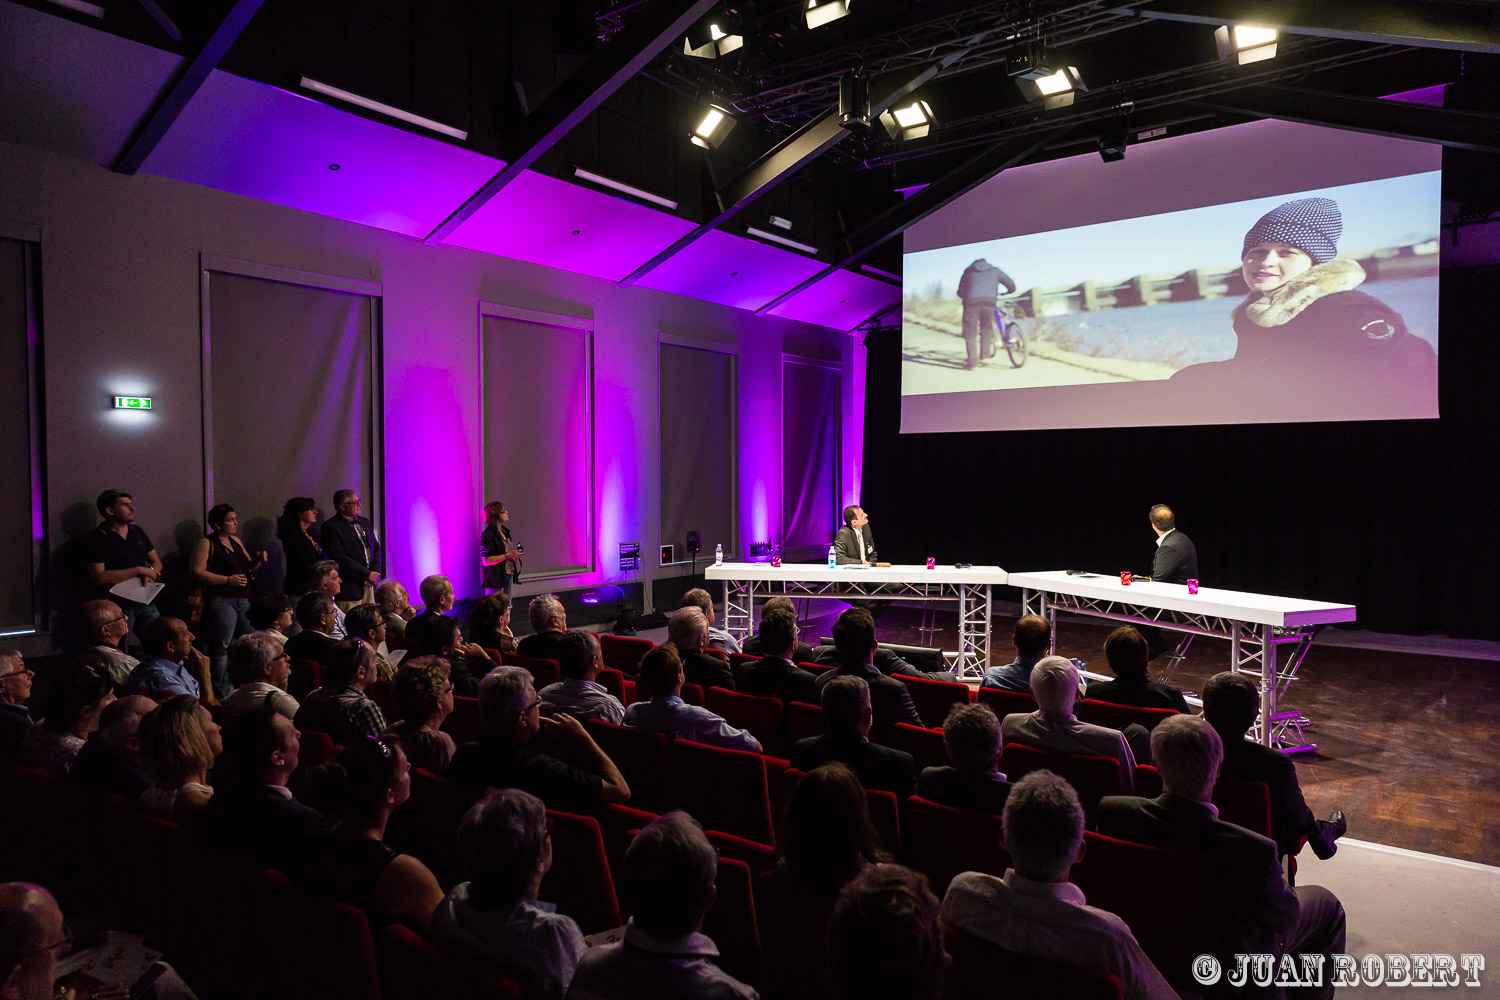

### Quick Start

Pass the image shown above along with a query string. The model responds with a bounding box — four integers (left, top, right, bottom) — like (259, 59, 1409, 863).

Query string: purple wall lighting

(141, 71, 504, 239)
(637, 229, 829, 312)
(765, 267, 901, 331)
(442, 171, 698, 282)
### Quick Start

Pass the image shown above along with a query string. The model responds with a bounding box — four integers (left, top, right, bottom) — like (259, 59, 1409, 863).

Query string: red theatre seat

(379, 924, 521, 1000)
(445, 695, 484, 745)
(866, 788, 901, 855)
(597, 802, 661, 885)
(975, 686, 1037, 718)
(943, 925, 1123, 1000)
(289, 658, 322, 700)
(501, 652, 560, 687)
(544, 810, 622, 933)
(903, 796, 1011, 896)
(705, 829, 779, 875)
(707, 687, 785, 758)
(585, 720, 674, 814)
(1075, 698, 1179, 732)
(1000, 743, 1122, 825)
(597, 667, 627, 704)
(670, 739, 775, 843)
(754, 869, 839, 1000)
(785, 701, 828, 744)
(261, 868, 382, 1000)
(894, 674, 972, 729)
(600, 634, 652, 674)
(680, 682, 705, 706)
(705, 856, 763, 988)
(889, 722, 949, 771)
(384, 767, 482, 890)
(728, 651, 760, 673)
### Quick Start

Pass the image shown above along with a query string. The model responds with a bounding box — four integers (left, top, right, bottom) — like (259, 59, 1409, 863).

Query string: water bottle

(827, 544, 837, 569)
(715, 543, 723, 567)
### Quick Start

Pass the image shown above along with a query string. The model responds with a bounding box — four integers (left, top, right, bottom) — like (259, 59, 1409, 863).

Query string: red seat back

(261, 868, 382, 1000)
(943, 925, 1123, 1000)
(599, 634, 652, 674)
(597, 802, 660, 883)
(785, 701, 827, 744)
(754, 869, 839, 1000)
(704, 856, 762, 988)
(445, 695, 484, 745)
(544, 810, 622, 933)
(379, 924, 521, 1000)
(597, 667, 626, 704)
(622, 678, 636, 706)
(888, 722, 948, 771)
(289, 657, 322, 699)
(702, 648, 728, 662)
(903, 796, 1010, 896)
(1213, 778, 1273, 839)
(797, 661, 833, 675)
(728, 651, 760, 673)
(501, 652, 560, 687)
(384, 632, 412, 652)
(765, 758, 801, 833)
(670, 739, 774, 843)
(97, 795, 188, 934)
(206, 703, 242, 728)
(680, 682, 705, 706)
(707, 687, 786, 758)
(585, 720, 675, 814)
(0, 762, 92, 909)
(384, 767, 482, 889)
(1134, 764, 1162, 797)
(705, 829, 779, 875)
(1000, 743, 1121, 825)
(894, 674, 972, 730)
(866, 788, 901, 855)
(975, 687, 1036, 717)
(368, 678, 396, 718)
(1076, 698, 1179, 733)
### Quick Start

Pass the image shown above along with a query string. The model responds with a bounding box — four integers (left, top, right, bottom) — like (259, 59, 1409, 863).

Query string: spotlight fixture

(769, 216, 793, 231)
(804, 0, 851, 29)
(300, 77, 469, 140)
(1016, 65, 1086, 110)
(1215, 24, 1278, 65)
(838, 71, 871, 131)
(746, 226, 819, 255)
(690, 104, 737, 148)
(572, 167, 678, 210)
(1097, 119, 1128, 163)
(683, 21, 744, 59)
(879, 100, 936, 141)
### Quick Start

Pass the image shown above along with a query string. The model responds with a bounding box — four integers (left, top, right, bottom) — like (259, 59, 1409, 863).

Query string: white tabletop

(1006, 570, 1356, 628)
(705, 561, 1009, 586)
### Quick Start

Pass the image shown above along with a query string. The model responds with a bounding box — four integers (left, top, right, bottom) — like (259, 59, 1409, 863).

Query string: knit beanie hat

(1241, 197, 1342, 264)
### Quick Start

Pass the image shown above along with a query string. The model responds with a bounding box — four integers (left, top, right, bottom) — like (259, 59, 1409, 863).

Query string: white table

(1006, 570, 1357, 753)
(704, 562, 1008, 676)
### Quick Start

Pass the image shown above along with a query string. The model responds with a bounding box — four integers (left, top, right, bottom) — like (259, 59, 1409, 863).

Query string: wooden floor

(831, 605, 1500, 867)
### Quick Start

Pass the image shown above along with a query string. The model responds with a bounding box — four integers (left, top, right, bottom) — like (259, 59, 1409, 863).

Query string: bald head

(1030, 656, 1082, 716)
(0, 882, 63, 1000)
(97, 695, 154, 757)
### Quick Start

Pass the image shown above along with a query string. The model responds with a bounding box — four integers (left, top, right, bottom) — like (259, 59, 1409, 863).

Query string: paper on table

(109, 578, 165, 606)
(54, 930, 161, 990)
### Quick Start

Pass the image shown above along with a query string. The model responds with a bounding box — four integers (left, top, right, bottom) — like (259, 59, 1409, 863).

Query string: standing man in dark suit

(1097, 716, 1345, 997)
(814, 607, 923, 741)
(834, 505, 878, 565)
(1147, 504, 1198, 584)
(322, 489, 381, 610)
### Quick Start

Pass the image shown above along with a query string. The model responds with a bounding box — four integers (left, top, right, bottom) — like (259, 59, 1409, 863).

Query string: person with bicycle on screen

(956, 258, 1017, 369)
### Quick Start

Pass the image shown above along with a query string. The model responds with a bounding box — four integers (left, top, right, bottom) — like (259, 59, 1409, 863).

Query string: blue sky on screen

(903, 171, 1441, 294)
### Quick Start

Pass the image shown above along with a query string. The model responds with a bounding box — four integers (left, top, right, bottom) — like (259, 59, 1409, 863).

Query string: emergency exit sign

(113, 396, 152, 410)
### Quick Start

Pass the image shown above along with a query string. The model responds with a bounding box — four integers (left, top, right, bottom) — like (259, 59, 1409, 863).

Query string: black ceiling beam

(424, 0, 719, 246)
(1137, 1, 1500, 54)
(111, 0, 264, 175)
(1199, 85, 1500, 153)
(754, 125, 1074, 315)
(620, 35, 992, 286)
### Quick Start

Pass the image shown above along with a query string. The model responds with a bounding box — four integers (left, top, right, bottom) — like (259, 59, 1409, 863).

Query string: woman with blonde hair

(382, 655, 457, 775)
(138, 694, 223, 829)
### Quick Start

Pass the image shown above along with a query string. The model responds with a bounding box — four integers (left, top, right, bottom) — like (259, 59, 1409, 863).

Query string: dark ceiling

(15, 0, 1500, 285)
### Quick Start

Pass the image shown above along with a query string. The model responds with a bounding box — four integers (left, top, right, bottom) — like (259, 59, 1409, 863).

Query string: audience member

(480, 500, 523, 596)
(814, 608, 923, 740)
(790, 676, 916, 799)
(518, 594, 569, 661)
(190, 502, 263, 697)
(567, 811, 756, 1000)
(776, 762, 892, 893)
(202, 708, 329, 876)
(450, 665, 630, 811)
(1203, 671, 1346, 860)
(1097, 715, 1346, 993)
(942, 771, 1176, 1000)
(1000, 656, 1137, 791)
(434, 789, 587, 1000)
(0, 649, 34, 759)
(540, 631, 625, 724)
(383, 655, 458, 774)
(276, 496, 323, 597)
(125, 616, 207, 700)
(19, 656, 115, 776)
(248, 592, 293, 642)
(82, 489, 162, 635)
(666, 607, 736, 691)
(622, 644, 759, 752)
(809, 638, 956, 684)
(75, 598, 139, 686)
(294, 639, 388, 745)
(345, 602, 396, 680)
(827, 865, 947, 1000)
(283, 592, 341, 665)
(405, 613, 488, 695)
(918, 703, 1011, 815)
(305, 736, 444, 933)
(980, 614, 1083, 692)
(734, 608, 819, 706)
(678, 588, 741, 654)
(740, 597, 816, 663)
(68, 694, 153, 800)
(1084, 626, 1190, 713)
(308, 561, 348, 638)
(469, 593, 517, 656)
(322, 489, 381, 610)
(410, 574, 457, 635)
(222, 632, 299, 718)
(138, 694, 222, 829)
(375, 579, 415, 635)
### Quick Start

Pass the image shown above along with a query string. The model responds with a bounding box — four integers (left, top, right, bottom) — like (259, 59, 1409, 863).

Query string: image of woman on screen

(1172, 197, 1435, 401)
(480, 500, 522, 596)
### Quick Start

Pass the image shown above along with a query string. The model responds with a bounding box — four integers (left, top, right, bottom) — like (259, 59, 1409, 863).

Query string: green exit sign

(113, 396, 152, 410)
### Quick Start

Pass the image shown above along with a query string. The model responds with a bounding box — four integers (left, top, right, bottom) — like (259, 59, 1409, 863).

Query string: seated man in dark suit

(516, 593, 568, 662)
(814, 608, 923, 742)
(918, 703, 1011, 815)
(1084, 626, 1189, 713)
(791, 675, 916, 799)
(734, 607, 819, 707)
(810, 641, 957, 683)
(666, 607, 736, 691)
(449, 665, 631, 812)
(1140, 504, 1200, 659)
(739, 597, 817, 664)
(202, 708, 330, 876)
(1097, 715, 1345, 997)
(832, 504, 891, 617)
(283, 593, 341, 666)
(1203, 671, 1346, 861)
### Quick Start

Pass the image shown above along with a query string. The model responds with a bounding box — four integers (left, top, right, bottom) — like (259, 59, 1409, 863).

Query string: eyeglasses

(106, 614, 128, 626)
(32, 922, 73, 959)
(0, 665, 33, 680)
(525, 697, 542, 713)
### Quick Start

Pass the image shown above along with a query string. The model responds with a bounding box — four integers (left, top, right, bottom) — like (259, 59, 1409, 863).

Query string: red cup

(1120, 571, 1132, 586)
(1187, 578, 1199, 594)
(771, 555, 782, 568)
(926, 557, 936, 570)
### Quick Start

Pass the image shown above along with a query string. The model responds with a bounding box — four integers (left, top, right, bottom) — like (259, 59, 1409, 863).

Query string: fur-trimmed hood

(1242, 258, 1365, 328)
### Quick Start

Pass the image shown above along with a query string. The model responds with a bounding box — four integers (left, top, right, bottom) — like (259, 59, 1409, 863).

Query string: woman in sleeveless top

(138, 695, 222, 831)
(191, 503, 265, 699)
(305, 736, 444, 933)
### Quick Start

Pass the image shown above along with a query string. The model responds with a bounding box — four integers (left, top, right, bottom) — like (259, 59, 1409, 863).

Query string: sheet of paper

(54, 931, 161, 989)
(108, 578, 165, 605)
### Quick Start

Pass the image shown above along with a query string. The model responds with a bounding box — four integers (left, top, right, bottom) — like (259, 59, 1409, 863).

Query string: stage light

(879, 100, 936, 141)
(1215, 24, 1278, 65)
(838, 71, 871, 130)
(300, 77, 469, 140)
(746, 226, 819, 255)
(1098, 119, 1128, 163)
(572, 167, 679, 210)
(1016, 65, 1085, 110)
(683, 21, 744, 59)
(769, 216, 793, 231)
(690, 105, 737, 148)
(805, 0, 850, 29)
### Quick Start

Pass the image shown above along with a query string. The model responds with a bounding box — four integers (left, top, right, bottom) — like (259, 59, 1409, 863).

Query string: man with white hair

(666, 607, 735, 692)
(1098, 715, 1345, 998)
(222, 632, 299, 718)
(518, 594, 568, 662)
(942, 771, 1177, 1000)
(308, 561, 348, 638)
(678, 588, 741, 654)
(1000, 656, 1136, 791)
(75, 599, 139, 686)
(0, 648, 34, 759)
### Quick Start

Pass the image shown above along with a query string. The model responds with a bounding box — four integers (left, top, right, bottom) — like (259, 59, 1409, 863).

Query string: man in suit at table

(834, 504, 892, 617)
(1140, 503, 1199, 659)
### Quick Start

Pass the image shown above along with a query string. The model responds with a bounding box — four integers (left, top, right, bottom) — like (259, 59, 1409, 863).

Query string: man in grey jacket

(956, 258, 1016, 369)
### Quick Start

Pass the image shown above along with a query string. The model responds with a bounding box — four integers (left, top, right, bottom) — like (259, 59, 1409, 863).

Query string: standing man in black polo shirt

(83, 489, 163, 639)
